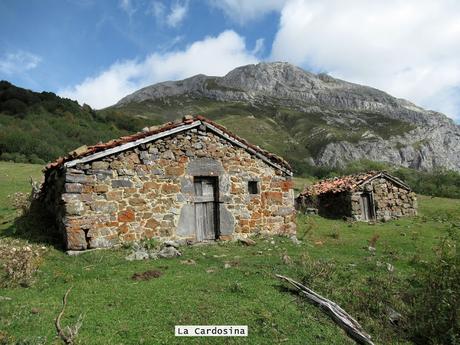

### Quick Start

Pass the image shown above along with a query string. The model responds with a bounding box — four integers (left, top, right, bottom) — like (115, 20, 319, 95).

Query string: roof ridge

(44, 115, 292, 174)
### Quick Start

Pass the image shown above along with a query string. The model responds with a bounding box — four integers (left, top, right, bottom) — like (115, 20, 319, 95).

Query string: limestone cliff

(116, 62, 460, 172)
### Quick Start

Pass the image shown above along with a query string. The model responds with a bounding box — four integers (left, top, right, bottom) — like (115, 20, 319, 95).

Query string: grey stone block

(219, 205, 235, 236)
(180, 177, 194, 194)
(66, 174, 93, 184)
(187, 158, 224, 176)
(92, 161, 109, 170)
(111, 179, 133, 188)
(176, 204, 195, 237)
(66, 200, 85, 216)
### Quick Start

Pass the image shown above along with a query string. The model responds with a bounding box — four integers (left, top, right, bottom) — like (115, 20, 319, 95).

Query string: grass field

(0, 162, 458, 345)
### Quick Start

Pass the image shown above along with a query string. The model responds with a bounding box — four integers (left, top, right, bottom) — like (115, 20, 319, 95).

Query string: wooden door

(194, 177, 218, 241)
(360, 193, 373, 221)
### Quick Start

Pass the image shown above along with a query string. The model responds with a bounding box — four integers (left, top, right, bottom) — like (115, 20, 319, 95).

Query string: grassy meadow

(0, 162, 458, 345)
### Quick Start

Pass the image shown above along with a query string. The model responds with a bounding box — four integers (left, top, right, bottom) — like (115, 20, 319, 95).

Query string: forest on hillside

(0, 80, 150, 164)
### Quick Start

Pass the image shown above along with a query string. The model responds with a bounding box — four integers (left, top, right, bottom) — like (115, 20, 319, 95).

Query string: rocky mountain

(115, 62, 460, 172)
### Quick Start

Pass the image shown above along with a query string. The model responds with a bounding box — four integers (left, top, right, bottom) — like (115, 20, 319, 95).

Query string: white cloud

(0, 51, 42, 75)
(150, 1, 189, 28)
(59, 30, 258, 108)
(209, 0, 287, 24)
(270, 0, 460, 120)
(166, 2, 188, 27)
(150, 1, 165, 19)
(119, 0, 136, 17)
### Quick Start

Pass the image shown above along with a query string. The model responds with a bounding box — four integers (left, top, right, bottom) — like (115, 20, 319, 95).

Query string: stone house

(296, 171, 417, 221)
(40, 116, 296, 250)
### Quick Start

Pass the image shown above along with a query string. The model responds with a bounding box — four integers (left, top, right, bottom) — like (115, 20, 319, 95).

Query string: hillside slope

(114, 62, 460, 172)
(0, 81, 149, 163)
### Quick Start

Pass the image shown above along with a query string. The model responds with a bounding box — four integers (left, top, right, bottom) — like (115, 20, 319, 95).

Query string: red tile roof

(299, 171, 410, 196)
(45, 115, 292, 173)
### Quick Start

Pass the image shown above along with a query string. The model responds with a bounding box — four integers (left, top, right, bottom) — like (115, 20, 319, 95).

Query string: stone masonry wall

(351, 178, 417, 221)
(48, 126, 296, 250)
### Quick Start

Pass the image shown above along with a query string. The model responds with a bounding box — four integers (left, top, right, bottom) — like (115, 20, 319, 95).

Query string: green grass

(293, 176, 316, 194)
(0, 162, 459, 344)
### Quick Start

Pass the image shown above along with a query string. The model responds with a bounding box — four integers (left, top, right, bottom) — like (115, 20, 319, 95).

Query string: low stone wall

(44, 127, 296, 249)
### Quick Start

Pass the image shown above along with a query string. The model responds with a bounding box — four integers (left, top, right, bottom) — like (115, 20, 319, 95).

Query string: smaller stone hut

(296, 171, 417, 221)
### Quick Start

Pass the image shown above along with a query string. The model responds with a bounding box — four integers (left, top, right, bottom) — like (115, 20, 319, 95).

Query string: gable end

(359, 172, 411, 191)
(63, 119, 292, 176)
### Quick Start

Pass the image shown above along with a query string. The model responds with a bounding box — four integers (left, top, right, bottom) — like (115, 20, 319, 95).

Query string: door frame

(193, 176, 220, 240)
(360, 192, 376, 221)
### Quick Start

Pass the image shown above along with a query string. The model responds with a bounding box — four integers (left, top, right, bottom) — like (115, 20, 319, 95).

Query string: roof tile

(299, 171, 382, 196)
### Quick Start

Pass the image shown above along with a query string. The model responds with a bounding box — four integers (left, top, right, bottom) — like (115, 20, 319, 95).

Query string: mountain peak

(114, 62, 460, 172)
(117, 61, 435, 125)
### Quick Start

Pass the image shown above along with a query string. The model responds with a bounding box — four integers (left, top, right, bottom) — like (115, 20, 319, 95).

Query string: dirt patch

(131, 270, 163, 281)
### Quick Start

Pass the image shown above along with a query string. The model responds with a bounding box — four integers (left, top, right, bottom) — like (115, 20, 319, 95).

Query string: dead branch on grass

(55, 287, 83, 345)
(276, 274, 374, 345)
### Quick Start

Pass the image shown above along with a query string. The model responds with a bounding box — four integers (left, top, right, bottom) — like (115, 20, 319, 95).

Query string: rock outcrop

(117, 62, 460, 172)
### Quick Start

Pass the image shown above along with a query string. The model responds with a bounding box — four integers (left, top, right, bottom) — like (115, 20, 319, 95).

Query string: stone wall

(44, 126, 296, 249)
(351, 178, 417, 221)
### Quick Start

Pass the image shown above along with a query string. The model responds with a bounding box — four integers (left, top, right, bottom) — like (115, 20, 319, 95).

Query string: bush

(405, 229, 460, 344)
(0, 98, 27, 116)
(0, 240, 46, 287)
(0, 247, 41, 287)
(8, 191, 31, 215)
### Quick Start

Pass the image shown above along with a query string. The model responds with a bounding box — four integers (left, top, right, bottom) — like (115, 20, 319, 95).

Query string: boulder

(238, 238, 256, 246)
(157, 246, 182, 258)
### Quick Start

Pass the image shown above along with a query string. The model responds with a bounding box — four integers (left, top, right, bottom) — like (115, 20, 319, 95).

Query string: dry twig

(55, 287, 83, 344)
(276, 274, 374, 345)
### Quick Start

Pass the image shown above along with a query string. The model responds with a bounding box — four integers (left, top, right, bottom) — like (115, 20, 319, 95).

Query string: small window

(248, 181, 259, 194)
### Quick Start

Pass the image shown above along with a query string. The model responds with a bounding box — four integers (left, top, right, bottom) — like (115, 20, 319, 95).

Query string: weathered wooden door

(194, 177, 218, 241)
(360, 193, 373, 221)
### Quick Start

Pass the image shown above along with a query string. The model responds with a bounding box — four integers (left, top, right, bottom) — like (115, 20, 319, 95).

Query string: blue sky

(1, 0, 459, 122)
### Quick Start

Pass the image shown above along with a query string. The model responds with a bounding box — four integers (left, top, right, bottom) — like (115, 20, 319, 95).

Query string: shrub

(329, 225, 340, 240)
(9, 191, 31, 216)
(404, 229, 460, 345)
(0, 98, 27, 116)
(0, 241, 46, 287)
(298, 216, 318, 240)
(296, 253, 335, 287)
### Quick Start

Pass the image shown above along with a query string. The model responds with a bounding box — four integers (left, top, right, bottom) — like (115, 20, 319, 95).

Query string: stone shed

(40, 116, 296, 250)
(296, 171, 417, 221)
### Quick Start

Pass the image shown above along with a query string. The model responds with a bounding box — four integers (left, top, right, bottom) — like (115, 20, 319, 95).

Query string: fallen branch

(276, 274, 374, 345)
(55, 287, 83, 345)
